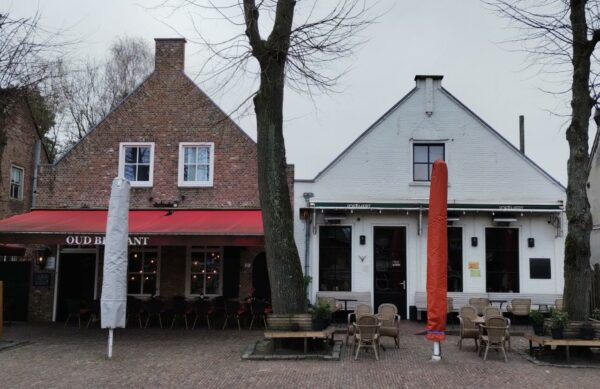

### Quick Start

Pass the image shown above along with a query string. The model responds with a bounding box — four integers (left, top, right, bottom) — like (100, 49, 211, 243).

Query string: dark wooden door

(0, 262, 31, 321)
(373, 227, 407, 318)
(57, 253, 96, 321)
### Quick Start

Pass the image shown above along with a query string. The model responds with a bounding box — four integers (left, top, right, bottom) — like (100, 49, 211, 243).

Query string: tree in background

(486, 0, 600, 320)
(52, 36, 153, 152)
(172, 0, 375, 313)
(0, 12, 62, 167)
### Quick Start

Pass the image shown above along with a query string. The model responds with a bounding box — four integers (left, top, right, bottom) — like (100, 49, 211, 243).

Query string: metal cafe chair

(192, 299, 212, 329)
(144, 297, 165, 328)
(249, 298, 268, 330)
(171, 296, 192, 329)
(64, 299, 85, 328)
(126, 297, 144, 328)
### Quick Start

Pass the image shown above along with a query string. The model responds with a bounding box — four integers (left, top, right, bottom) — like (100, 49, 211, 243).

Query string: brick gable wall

(36, 40, 275, 209)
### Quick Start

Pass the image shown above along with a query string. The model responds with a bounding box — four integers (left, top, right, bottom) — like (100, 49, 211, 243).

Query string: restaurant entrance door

(373, 227, 407, 318)
(0, 261, 30, 321)
(57, 252, 96, 321)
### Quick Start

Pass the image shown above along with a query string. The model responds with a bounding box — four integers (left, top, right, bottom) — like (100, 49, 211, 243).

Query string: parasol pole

(108, 328, 114, 359)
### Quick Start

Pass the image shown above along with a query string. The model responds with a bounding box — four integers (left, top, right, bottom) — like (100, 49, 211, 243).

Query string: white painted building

(293, 75, 566, 320)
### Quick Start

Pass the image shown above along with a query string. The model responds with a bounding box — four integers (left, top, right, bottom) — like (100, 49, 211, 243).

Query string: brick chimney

(154, 38, 186, 73)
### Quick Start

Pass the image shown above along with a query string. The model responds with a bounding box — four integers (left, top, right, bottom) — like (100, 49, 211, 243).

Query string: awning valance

(0, 210, 264, 246)
(305, 202, 563, 213)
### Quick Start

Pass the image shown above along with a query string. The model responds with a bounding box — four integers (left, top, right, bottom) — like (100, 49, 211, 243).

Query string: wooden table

(336, 298, 358, 312)
(524, 333, 600, 362)
(489, 299, 508, 309)
(264, 326, 336, 354)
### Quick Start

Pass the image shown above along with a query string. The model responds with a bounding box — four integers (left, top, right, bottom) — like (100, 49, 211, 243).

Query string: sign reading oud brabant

(65, 235, 150, 246)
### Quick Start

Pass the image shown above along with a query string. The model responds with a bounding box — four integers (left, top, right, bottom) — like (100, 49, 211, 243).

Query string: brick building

(0, 90, 50, 321)
(0, 39, 282, 322)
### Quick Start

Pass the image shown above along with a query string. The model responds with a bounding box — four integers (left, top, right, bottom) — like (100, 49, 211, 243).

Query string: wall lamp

(36, 248, 51, 270)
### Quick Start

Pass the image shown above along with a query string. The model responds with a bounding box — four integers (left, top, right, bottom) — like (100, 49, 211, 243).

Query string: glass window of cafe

(128, 247, 159, 296)
(319, 226, 352, 291)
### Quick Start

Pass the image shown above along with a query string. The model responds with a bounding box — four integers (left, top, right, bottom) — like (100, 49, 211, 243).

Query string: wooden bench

(315, 291, 371, 312)
(264, 326, 336, 354)
(414, 292, 563, 320)
(266, 314, 313, 331)
(524, 333, 600, 362)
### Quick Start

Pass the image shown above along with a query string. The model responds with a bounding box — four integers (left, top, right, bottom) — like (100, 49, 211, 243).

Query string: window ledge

(409, 182, 451, 187)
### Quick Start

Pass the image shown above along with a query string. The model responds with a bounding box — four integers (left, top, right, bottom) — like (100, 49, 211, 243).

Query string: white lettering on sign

(65, 235, 149, 246)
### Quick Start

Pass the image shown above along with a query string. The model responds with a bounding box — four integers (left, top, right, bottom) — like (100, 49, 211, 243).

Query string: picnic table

(264, 326, 336, 354)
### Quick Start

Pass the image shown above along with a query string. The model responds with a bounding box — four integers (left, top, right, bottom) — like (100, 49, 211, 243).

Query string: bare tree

(103, 37, 153, 110)
(0, 11, 63, 178)
(486, 0, 600, 321)
(168, 0, 375, 313)
(52, 36, 153, 149)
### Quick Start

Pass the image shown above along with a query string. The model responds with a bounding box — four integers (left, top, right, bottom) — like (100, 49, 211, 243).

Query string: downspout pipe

(302, 192, 314, 300)
(31, 140, 41, 209)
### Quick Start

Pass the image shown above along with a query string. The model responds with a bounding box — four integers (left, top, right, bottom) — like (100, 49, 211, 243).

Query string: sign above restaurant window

(65, 235, 150, 246)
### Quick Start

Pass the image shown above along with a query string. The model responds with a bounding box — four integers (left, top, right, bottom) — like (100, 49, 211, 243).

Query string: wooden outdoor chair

(457, 305, 479, 350)
(468, 297, 490, 316)
(376, 303, 401, 348)
(478, 316, 509, 362)
(353, 314, 381, 360)
(346, 303, 373, 345)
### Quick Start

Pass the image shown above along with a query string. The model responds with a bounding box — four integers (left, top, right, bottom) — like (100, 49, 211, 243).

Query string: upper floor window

(178, 142, 214, 187)
(119, 142, 154, 187)
(413, 143, 445, 181)
(9, 165, 24, 200)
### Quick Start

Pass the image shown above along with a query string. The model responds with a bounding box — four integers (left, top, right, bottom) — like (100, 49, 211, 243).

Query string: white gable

(304, 77, 565, 205)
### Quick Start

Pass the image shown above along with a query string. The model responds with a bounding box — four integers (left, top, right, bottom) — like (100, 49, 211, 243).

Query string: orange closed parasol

(426, 160, 448, 360)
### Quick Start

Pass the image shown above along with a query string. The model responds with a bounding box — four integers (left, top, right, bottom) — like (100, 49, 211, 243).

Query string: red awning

(0, 210, 264, 246)
(0, 244, 26, 256)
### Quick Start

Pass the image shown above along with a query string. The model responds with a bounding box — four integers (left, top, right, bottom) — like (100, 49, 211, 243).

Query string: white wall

(293, 76, 566, 316)
(306, 78, 564, 205)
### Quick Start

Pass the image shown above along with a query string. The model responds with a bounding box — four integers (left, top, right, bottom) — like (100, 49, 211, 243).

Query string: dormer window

(178, 142, 214, 187)
(413, 143, 444, 182)
(119, 142, 154, 187)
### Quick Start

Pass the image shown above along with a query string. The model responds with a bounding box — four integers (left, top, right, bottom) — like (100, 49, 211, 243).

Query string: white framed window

(127, 247, 160, 296)
(178, 142, 214, 187)
(118, 142, 154, 187)
(9, 165, 24, 200)
(186, 246, 223, 297)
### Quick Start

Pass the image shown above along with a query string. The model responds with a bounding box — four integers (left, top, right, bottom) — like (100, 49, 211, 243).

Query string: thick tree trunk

(563, 0, 593, 321)
(253, 62, 306, 314)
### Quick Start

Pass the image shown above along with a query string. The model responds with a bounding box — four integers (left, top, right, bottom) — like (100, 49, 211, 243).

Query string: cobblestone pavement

(1, 321, 598, 389)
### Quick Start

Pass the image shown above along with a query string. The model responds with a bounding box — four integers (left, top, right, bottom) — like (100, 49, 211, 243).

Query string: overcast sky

(7, 0, 584, 184)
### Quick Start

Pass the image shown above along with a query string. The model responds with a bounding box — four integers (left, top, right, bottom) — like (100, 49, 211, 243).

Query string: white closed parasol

(100, 177, 130, 358)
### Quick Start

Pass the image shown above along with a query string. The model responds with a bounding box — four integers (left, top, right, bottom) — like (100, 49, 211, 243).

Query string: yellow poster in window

(468, 261, 479, 270)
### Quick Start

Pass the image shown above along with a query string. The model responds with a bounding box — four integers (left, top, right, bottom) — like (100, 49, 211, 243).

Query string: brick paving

(1, 321, 598, 388)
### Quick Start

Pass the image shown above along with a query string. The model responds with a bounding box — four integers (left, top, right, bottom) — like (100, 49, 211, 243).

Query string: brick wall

(36, 39, 266, 210)
(0, 95, 49, 218)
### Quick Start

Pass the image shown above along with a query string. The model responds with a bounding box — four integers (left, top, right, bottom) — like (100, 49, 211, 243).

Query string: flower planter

(551, 327, 564, 339)
(532, 323, 545, 336)
(312, 318, 330, 331)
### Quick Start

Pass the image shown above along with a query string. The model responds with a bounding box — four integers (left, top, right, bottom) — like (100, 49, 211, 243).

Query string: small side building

(294, 75, 566, 320)
(0, 89, 51, 321)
